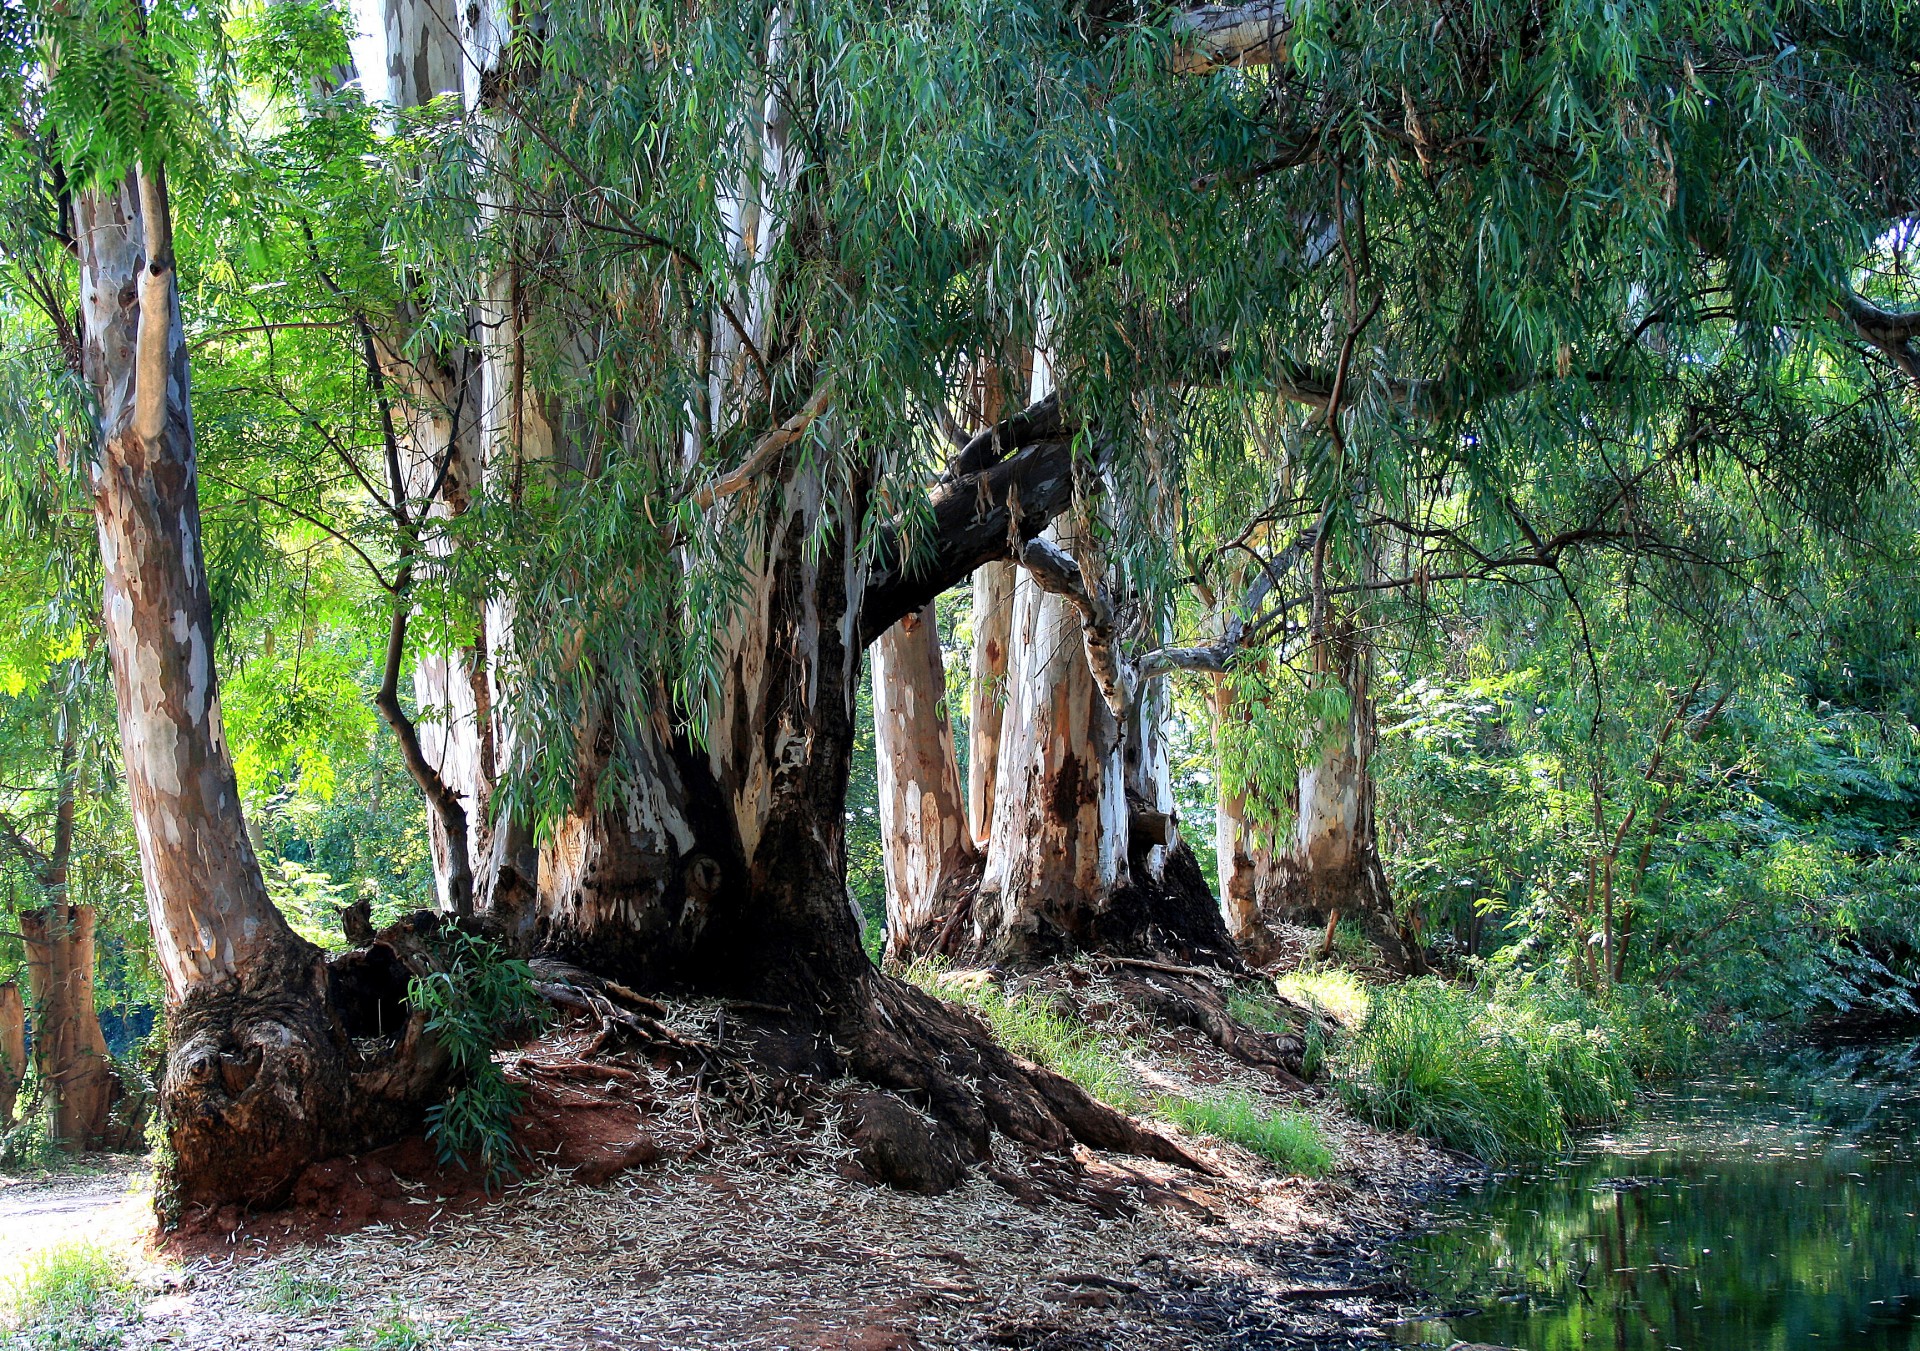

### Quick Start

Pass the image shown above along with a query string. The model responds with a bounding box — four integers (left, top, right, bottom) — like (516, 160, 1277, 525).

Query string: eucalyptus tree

(395, 0, 1920, 1124)
(4, 0, 1920, 1203)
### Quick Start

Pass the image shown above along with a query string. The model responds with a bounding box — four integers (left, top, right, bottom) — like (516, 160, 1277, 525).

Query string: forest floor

(2, 960, 1478, 1351)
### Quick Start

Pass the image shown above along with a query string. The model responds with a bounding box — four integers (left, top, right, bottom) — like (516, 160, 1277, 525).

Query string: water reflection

(1395, 1039, 1920, 1350)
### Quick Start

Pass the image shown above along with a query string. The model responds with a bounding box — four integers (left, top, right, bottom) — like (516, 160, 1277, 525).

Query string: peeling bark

(0, 982, 22, 1125)
(967, 561, 1015, 848)
(21, 905, 120, 1150)
(1259, 628, 1415, 971)
(77, 168, 449, 1205)
(873, 604, 980, 961)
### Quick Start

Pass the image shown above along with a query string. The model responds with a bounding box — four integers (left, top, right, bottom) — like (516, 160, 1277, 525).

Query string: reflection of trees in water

(1402, 1040, 1920, 1351)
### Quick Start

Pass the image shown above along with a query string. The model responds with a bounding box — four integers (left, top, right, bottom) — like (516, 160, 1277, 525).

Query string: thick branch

(1015, 536, 1132, 719)
(859, 438, 1075, 646)
(944, 392, 1064, 481)
(1170, 0, 1295, 73)
(1836, 292, 1920, 387)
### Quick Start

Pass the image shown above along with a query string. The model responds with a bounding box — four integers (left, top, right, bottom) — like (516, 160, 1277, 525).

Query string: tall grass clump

(1159, 1093, 1335, 1175)
(2, 1240, 135, 1347)
(1333, 977, 1638, 1161)
(905, 962, 1142, 1109)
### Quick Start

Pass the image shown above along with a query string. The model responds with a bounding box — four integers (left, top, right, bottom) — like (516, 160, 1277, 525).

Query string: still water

(1393, 1039, 1920, 1350)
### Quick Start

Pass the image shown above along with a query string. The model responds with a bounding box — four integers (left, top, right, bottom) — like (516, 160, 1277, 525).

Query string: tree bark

(1210, 675, 1284, 962)
(20, 905, 117, 1150)
(0, 981, 25, 1126)
(967, 561, 1014, 849)
(77, 167, 447, 1206)
(873, 604, 979, 961)
(1263, 628, 1416, 971)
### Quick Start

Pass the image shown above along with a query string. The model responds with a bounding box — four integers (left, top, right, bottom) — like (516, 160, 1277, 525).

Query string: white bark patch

(185, 625, 210, 724)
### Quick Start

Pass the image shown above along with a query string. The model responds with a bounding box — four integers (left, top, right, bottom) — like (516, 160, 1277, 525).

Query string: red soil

(162, 1063, 664, 1256)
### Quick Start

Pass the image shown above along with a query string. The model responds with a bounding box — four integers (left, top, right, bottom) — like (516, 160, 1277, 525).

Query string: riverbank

(1, 964, 1481, 1350)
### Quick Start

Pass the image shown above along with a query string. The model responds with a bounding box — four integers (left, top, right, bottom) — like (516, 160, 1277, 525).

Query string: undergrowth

(0, 1240, 135, 1349)
(1330, 976, 1670, 1161)
(905, 963, 1142, 1110)
(907, 962, 1344, 1170)
(1159, 1093, 1334, 1175)
(409, 930, 543, 1183)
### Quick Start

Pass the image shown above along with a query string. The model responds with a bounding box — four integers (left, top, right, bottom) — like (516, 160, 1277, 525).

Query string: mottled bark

(976, 518, 1129, 957)
(1210, 675, 1283, 961)
(0, 982, 22, 1125)
(873, 605, 979, 961)
(1262, 630, 1414, 970)
(78, 168, 447, 1205)
(967, 561, 1014, 848)
(21, 905, 118, 1150)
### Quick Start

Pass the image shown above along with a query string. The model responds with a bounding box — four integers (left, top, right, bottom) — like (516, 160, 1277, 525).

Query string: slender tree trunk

(966, 561, 1014, 848)
(874, 604, 979, 961)
(1266, 627, 1416, 971)
(1211, 675, 1283, 961)
(77, 167, 446, 1206)
(0, 982, 25, 1125)
(21, 905, 117, 1149)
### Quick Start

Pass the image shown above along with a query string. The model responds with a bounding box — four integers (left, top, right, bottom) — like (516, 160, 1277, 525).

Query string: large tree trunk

(1211, 675, 1284, 962)
(0, 981, 24, 1126)
(77, 167, 446, 1207)
(874, 604, 979, 961)
(974, 518, 1129, 959)
(20, 906, 118, 1150)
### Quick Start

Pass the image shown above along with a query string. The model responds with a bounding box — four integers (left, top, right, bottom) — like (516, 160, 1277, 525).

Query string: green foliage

(408, 932, 543, 1183)
(1332, 978, 1643, 1161)
(1159, 1093, 1334, 1176)
(0, 1241, 134, 1350)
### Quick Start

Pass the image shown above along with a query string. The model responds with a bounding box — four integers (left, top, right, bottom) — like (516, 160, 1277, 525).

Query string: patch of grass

(334, 1311, 430, 1351)
(1, 1240, 135, 1349)
(1160, 1094, 1335, 1176)
(260, 1270, 345, 1313)
(1275, 968, 1372, 1029)
(1223, 989, 1297, 1035)
(905, 962, 1142, 1109)
(1331, 977, 1636, 1161)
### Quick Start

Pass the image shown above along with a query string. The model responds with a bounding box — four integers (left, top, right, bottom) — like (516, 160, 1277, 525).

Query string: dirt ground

(2, 967, 1475, 1350)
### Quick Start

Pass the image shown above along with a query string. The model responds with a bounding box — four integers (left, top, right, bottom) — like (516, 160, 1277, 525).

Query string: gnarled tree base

(903, 839, 1242, 973)
(163, 916, 453, 1213)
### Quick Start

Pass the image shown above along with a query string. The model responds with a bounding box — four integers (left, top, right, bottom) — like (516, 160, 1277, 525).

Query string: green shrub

(259, 1271, 344, 1313)
(2, 1240, 134, 1348)
(1160, 1093, 1335, 1175)
(409, 930, 543, 1183)
(1331, 977, 1637, 1161)
(1224, 989, 1298, 1035)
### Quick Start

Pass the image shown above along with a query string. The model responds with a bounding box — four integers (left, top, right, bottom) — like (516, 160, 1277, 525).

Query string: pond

(1391, 1038, 1920, 1350)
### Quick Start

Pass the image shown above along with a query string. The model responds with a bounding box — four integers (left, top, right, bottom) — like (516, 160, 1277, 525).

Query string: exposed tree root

(165, 913, 454, 1212)
(1102, 967, 1311, 1086)
(835, 974, 1210, 1191)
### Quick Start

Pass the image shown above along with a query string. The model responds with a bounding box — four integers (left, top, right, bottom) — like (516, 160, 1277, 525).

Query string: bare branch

(692, 381, 835, 509)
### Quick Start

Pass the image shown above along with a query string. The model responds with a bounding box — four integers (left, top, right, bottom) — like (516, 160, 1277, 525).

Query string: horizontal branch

(1835, 292, 1920, 386)
(1170, 0, 1295, 73)
(858, 437, 1076, 647)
